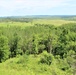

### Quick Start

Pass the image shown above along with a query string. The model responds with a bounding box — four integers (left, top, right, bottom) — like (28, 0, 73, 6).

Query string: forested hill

(0, 17, 76, 75)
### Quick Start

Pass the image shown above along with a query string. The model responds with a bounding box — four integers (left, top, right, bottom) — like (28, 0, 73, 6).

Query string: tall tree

(0, 35, 9, 62)
(9, 33, 19, 57)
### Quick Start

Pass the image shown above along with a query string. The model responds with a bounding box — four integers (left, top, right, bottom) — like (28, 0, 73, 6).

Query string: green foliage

(0, 19, 76, 75)
(0, 54, 73, 75)
(17, 54, 29, 64)
(39, 51, 54, 65)
(0, 35, 9, 62)
(9, 33, 20, 57)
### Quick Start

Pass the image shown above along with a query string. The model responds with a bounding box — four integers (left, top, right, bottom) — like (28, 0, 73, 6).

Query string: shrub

(39, 51, 54, 65)
(17, 54, 28, 64)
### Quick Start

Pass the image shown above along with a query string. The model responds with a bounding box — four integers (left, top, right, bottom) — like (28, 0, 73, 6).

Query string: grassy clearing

(0, 19, 76, 28)
(34, 19, 76, 26)
(0, 22, 33, 28)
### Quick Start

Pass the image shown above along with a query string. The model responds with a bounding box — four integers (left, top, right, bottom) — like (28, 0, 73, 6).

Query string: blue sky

(0, 0, 76, 16)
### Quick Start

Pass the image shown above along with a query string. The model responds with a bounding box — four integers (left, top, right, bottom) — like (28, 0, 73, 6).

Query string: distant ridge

(0, 15, 76, 21)
(0, 15, 76, 18)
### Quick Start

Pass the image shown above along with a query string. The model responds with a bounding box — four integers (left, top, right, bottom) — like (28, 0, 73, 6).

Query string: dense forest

(0, 17, 76, 75)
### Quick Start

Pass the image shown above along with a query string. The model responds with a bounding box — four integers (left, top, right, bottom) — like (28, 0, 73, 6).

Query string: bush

(39, 51, 54, 65)
(17, 54, 28, 64)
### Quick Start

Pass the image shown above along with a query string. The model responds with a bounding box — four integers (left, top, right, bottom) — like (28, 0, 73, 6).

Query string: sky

(0, 0, 76, 16)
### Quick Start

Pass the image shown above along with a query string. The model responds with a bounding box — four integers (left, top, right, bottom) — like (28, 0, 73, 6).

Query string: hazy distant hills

(0, 15, 76, 22)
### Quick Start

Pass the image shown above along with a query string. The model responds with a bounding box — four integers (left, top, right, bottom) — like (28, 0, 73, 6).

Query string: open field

(0, 19, 76, 28)
(0, 22, 33, 28)
(34, 19, 76, 26)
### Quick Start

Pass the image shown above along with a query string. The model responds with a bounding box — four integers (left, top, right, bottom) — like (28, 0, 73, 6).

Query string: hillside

(0, 17, 76, 75)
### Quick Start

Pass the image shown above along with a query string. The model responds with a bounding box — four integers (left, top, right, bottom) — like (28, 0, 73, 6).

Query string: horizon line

(0, 15, 76, 18)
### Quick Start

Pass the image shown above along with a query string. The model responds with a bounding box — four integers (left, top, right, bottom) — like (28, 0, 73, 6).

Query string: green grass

(33, 19, 76, 26)
(0, 19, 76, 28)
(0, 22, 33, 28)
